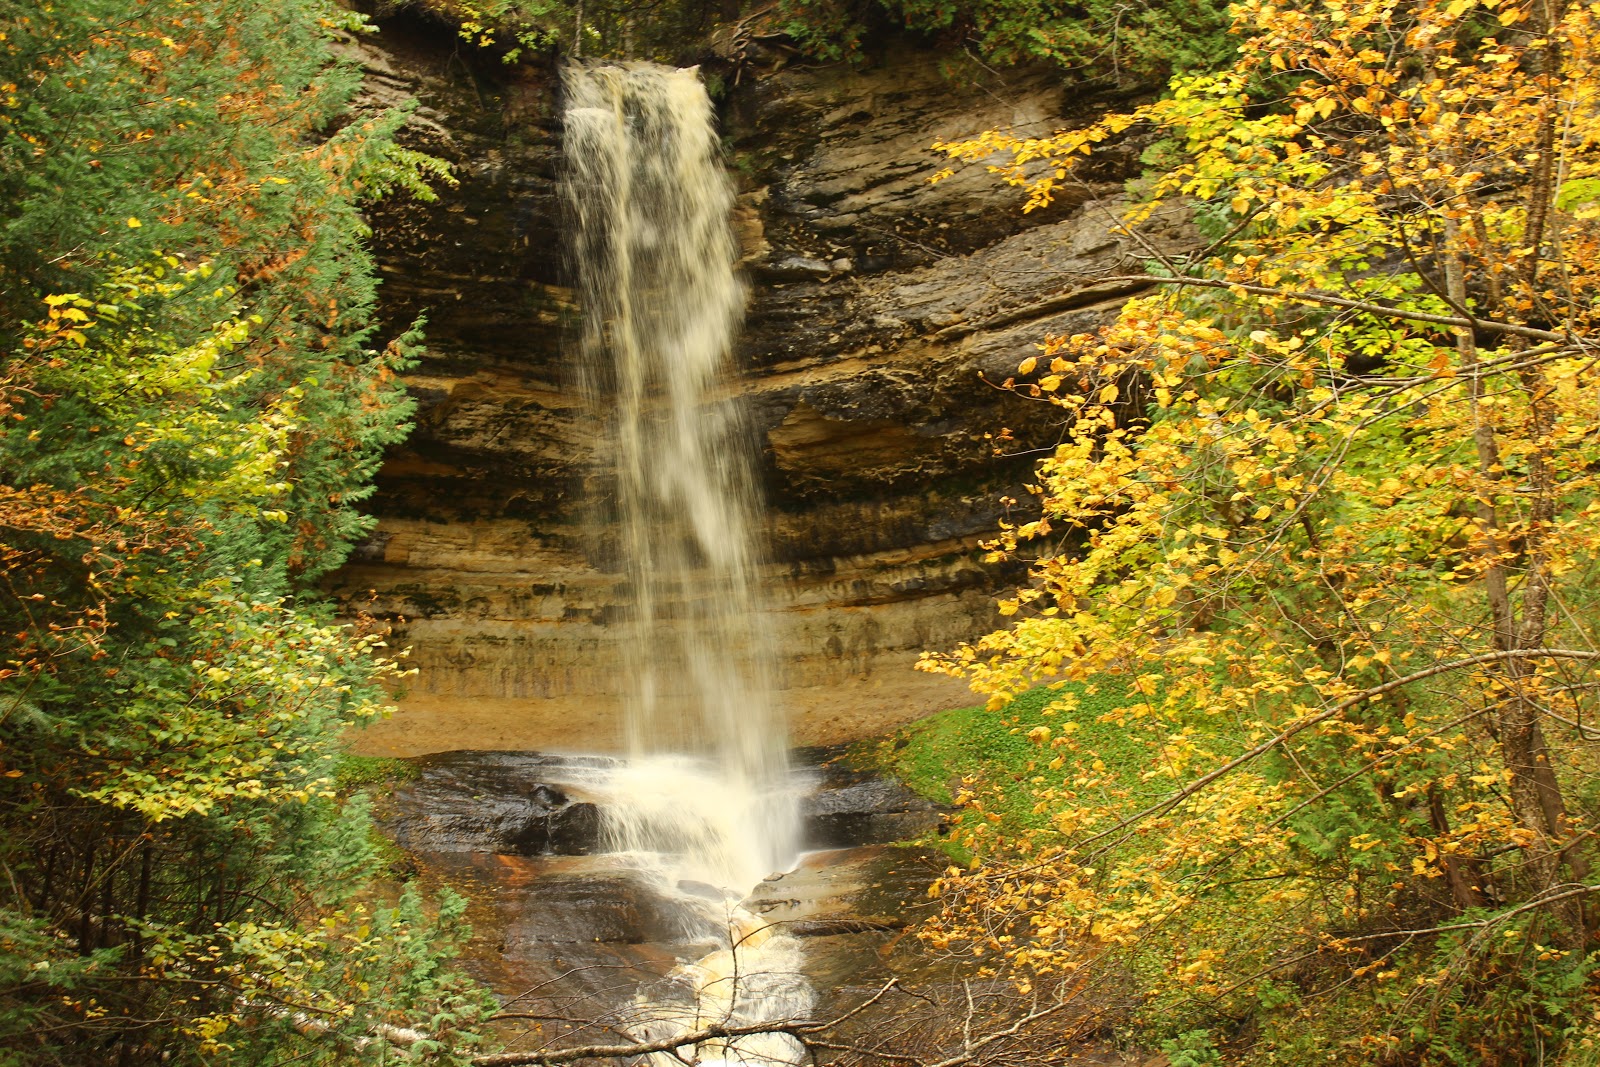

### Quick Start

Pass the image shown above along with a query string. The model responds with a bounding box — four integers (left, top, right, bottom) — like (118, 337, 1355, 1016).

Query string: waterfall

(562, 63, 798, 894)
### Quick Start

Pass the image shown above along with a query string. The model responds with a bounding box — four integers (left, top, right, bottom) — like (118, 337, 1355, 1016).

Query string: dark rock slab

(381, 750, 612, 856)
(794, 745, 944, 849)
(418, 853, 721, 958)
(498, 871, 711, 948)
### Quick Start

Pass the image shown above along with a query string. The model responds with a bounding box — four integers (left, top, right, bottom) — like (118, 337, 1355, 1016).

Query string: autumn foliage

(924, 0, 1600, 1061)
(0, 0, 486, 1063)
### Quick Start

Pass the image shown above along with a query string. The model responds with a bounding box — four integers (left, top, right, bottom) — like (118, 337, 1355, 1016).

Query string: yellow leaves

(1411, 857, 1443, 878)
(920, 0, 1600, 1026)
(125, 216, 142, 228)
(1293, 96, 1340, 124)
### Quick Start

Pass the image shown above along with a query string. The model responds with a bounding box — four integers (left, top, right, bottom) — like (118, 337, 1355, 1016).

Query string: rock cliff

(329, 14, 1192, 755)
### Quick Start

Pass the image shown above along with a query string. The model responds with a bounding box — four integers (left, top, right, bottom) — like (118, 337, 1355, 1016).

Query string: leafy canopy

(776, 0, 1235, 84)
(923, 0, 1600, 1061)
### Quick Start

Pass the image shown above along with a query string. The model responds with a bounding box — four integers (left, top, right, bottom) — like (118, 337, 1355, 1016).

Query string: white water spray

(563, 62, 808, 1063)
(563, 60, 796, 890)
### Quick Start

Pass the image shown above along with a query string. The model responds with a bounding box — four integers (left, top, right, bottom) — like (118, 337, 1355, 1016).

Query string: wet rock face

(330, 23, 1195, 755)
(797, 746, 943, 849)
(383, 752, 607, 856)
(417, 852, 722, 971)
(494, 870, 707, 946)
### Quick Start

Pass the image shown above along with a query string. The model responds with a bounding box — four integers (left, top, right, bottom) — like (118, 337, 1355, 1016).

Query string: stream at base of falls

(378, 750, 951, 1064)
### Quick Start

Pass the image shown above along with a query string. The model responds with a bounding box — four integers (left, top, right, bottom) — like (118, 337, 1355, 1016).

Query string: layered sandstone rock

(329, 16, 1192, 755)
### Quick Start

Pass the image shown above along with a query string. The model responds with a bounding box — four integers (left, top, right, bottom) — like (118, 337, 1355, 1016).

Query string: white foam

(561, 61, 810, 1066)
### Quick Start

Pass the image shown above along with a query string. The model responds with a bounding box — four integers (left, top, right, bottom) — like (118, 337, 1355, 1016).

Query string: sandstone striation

(328, 16, 1194, 755)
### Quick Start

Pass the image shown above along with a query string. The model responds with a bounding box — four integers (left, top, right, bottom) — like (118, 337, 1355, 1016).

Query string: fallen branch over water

(472, 979, 903, 1066)
(473, 1019, 817, 1067)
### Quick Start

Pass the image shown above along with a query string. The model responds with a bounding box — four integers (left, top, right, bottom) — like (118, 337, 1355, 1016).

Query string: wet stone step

(377, 748, 945, 857)
(380, 751, 613, 856)
(795, 744, 944, 850)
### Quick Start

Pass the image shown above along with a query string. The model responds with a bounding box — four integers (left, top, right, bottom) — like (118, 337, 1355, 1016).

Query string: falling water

(562, 61, 809, 1066)
(562, 63, 798, 895)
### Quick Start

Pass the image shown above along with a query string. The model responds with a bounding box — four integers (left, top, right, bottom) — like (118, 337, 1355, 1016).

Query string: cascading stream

(562, 62, 808, 1065)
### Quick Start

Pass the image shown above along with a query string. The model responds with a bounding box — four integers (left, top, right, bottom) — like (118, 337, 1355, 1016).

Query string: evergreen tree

(0, 0, 485, 1062)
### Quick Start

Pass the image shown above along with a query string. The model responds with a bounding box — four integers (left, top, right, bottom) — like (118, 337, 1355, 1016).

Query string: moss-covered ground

(864, 678, 1155, 851)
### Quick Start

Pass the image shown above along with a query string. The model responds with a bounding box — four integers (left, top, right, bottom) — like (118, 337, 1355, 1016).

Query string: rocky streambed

(373, 749, 1143, 1067)
(376, 749, 953, 1032)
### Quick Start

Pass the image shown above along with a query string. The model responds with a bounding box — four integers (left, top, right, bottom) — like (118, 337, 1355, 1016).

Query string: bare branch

(1075, 649, 1600, 860)
(472, 1019, 814, 1067)
(1073, 274, 1580, 345)
(470, 981, 904, 1067)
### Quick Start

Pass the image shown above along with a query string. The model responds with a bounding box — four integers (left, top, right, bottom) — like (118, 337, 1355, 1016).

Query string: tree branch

(1076, 649, 1600, 860)
(470, 981, 904, 1067)
(472, 1020, 814, 1067)
(1078, 274, 1580, 345)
